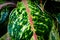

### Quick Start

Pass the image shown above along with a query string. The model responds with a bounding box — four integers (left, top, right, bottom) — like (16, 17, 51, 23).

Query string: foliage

(0, 0, 60, 40)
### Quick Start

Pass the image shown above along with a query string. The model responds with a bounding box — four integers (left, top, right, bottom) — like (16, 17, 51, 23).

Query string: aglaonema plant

(7, 0, 59, 40)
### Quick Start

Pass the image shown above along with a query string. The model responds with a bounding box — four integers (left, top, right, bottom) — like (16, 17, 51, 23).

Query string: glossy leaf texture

(8, 0, 57, 40)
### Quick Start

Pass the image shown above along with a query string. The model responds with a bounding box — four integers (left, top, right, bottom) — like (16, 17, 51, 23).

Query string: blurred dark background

(45, 0, 60, 35)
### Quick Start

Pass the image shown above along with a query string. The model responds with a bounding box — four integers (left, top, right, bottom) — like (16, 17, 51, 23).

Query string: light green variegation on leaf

(8, 0, 59, 40)
(49, 21, 59, 40)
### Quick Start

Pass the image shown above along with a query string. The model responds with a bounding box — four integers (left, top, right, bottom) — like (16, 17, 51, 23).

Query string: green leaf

(8, 1, 56, 40)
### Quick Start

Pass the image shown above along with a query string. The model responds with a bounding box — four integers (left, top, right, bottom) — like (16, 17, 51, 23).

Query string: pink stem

(40, 0, 42, 4)
(22, 0, 37, 40)
(0, 2, 16, 9)
(33, 32, 37, 40)
(22, 0, 30, 13)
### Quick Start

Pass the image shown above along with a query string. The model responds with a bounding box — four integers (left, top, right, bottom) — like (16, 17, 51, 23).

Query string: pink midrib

(22, 0, 37, 40)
